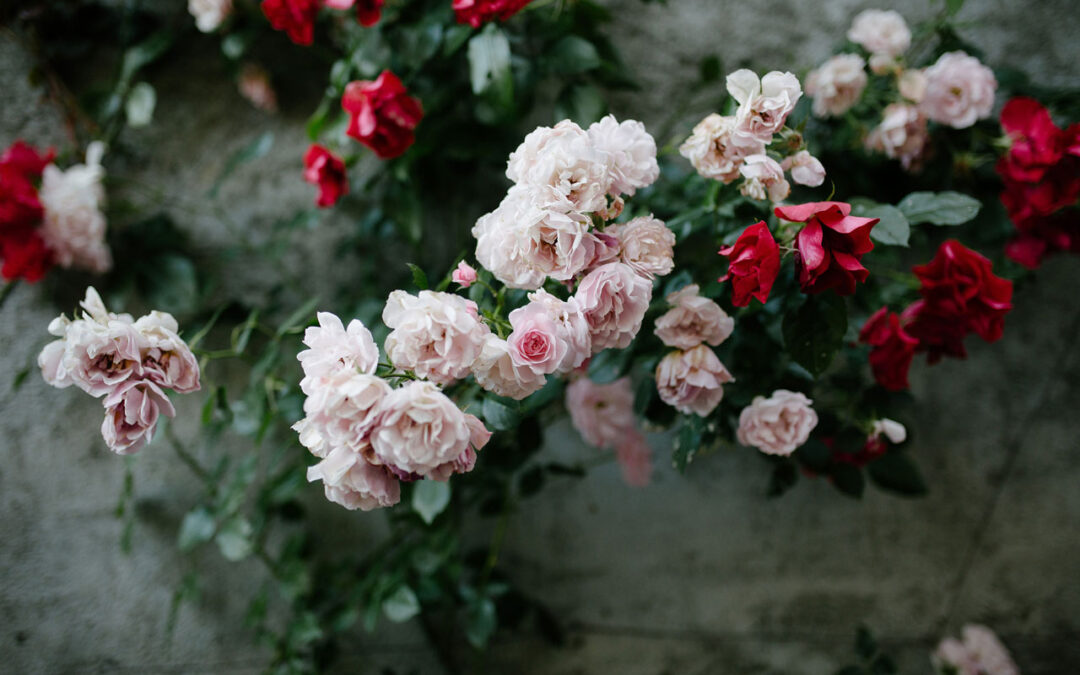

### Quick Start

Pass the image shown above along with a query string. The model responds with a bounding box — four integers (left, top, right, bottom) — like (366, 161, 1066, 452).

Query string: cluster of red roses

(302, 71, 424, 206)
(262, 0, 530, 46)
(0, 141, 56, 282)
(719, 201, 881, 306)
(860, 240, 1013, 391)
(997, 97, 1080, 269)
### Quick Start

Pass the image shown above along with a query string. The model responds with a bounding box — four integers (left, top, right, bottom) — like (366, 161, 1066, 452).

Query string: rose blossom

(777, 201, 879, 296)
(655, 345, 735, 417)
(452, 261, 478, 287)
(342, 71, 423, 160)
(38, 142, 111, 274)
(473, 185, 594, 289)
(0, 140, 55, 178)
(726, 69, 803, 145)
(574, 262, 653, 351)
(805, 54, 868, 118)
(565, 377, 636, 450)
(606, 215, 675, 279)
(870, 418, 906, 445)
(847, 9, 911, 57)
(859, 306, 919, 391)
(736, 389, 818, 456)
(781, 150, 826, 187)
(370, 381, 489, 480)
(101, 380, 176, 455)
(868, 53, 899, 76)
(261, 0, 320, 46)
(739, 154, 791, 203)
(307, 447, 400, 510)
(586, 115, 659, 197)
(865, 103, 929, 170)
(898, 69, 927, 103)
(189, 0, 232, 32)
(506, 120, 610, 214)
(471, 334, 548, 400)
(297, 311, 380, 393)
(920, 51, 996, 129)
(679, 114, 765, 183)
(300, 372, 390, 454)
(453, 0, 532, 28)
(585, 231, 621, 269)
(132, 311, 201, 394)
(0, 230, 52, 282)
(654, 284, 733, 350)
(615, 430, 653, 487)
(507, 289, 590, 375)
(912, 239, 1013, 344)
(998, 97, 1071, 183)
(303, 144, 348, 208)
(718, 221, 781, 307)
(932, 625, 1019, 675)
(238, 63, 278, 113)
(382, 290, 490, 385)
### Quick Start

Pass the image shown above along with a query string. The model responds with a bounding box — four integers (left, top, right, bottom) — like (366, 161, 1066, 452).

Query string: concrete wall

(2, 1, 1079, 673)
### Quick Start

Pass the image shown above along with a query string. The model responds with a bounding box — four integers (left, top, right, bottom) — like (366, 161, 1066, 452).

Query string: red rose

(912, 240, 1013, 344)
(0, 141, 55, 179)
(1004, 211, 1080, 269)
(452, 0, 532, 28)
(776, 201, 879, 296)
(261, 0, 320, 46)
(342, 71, 423, 160)
(997, 97, 1068, 183)
(0, 166, 44, 232)
(355, 0, 383, 26)
(1, 228, 53, 282)
(859, 307, 918, 391)
(303, 144, 349, 208)
(718, 220, 781, 307)
(901, 300, 969, 364)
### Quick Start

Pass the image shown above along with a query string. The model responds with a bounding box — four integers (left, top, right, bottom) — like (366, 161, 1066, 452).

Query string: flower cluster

(860, 240, 1013, 391)
(0, 141, 111, 282)
(565, 377, 653, 487)
(38, 288, 201, 455)
(996, 97, 1080, 269)
(932, 625, 1019, 675)
(807, 10, 997, 171)
(294, 311, 491, 510)
(680, 69, 824, 201)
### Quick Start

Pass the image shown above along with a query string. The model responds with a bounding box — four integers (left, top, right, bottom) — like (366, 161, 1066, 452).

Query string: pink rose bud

(452, 261, 478, 288)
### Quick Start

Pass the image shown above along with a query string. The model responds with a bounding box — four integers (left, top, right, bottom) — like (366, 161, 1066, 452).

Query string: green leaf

(412, 480, 451, 525)
(482, 396, 521, 431)
(782, 295, 848, 377)
(699, 55, 722, 83)
(851, 201, 910, 247)
(12, 366, 31, 392)
(215, 517, 253, 561)
(443, 24, 473, 57)
(673, 416, 704, 472)
(210, 132, 274, 198)
(276, 297, 320, 338)
(465, 596, 497, 648)
(946, 0, 965, 16)
(383, 585, 421, 623)
(125, 82, 156, 128)
(231, 309, 259, 355)
(178, 507, 216, 551)
(306, 98, 332, 141)
(830, 463, 865, 499)
(897, 191, 981, 226)
(406, 263, 429, 290)
(556, 83, 606, 125)
(867, 453, 928, 496)
(467, 24, 512, 96)
(548, 36, 602, 75)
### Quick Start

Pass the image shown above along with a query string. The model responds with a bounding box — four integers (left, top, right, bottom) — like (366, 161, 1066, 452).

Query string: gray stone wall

(2, 1, 1079, 673)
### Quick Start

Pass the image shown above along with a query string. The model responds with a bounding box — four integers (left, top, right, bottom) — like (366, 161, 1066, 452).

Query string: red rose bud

(355, 0, 383, 26)
(859, 307, 919, 391)
(342, 71, 423, 160)
(718, 220, 781, 307)
(303, 144, 349, 208)
(775, 201, 879, 296)
(452, 0, 532, 28)
(261, 0, 320, 46)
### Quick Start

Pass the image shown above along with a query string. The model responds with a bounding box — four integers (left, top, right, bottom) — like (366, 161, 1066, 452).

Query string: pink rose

(586, 115, 659, 197)
(471, 334, 548, 400)
(370, 381, 487, 480)
(452, 261, 478, 288)
(679, 114, 765, 184)
(736, 389, 817, 456)
(806, 54, 868, 118)
(654, 284, 733, 350)
(781, 150, 826, 187)
(300, 372, 391, 455)
(238, 63, 278, 113)
(607, 216, 675, 279)
(133, 311, 201, 394)
(739, 154, 791, 203)
(932, 625, 1019, 675)
(585, 231, 622, 270)
(920, 52, 996, 129)
(847, 9, 911, 57)
(866, 103, 929, 170)
(382, 290, 490, 385)
(575, 262, 653, 351)
(38, 142, 112, 274)
(898, 69, 927, 103)
(615, 430, 653, 487)
(506, 120, 610, 214)
(727, 69, 803, 145)
(565, 376, 636, 449)
(101, 380, 176, 455)
(507, 289, 591, 375)
(655, 344, 734, 417)
(306, 446, 401, 511)
(297, 311, 379, 395)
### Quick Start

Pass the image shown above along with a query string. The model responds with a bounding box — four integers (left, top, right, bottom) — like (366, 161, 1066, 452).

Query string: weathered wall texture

(2, 1, 1079, 673)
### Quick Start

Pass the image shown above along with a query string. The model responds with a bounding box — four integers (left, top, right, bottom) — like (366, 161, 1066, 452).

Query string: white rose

(865, 103, 929, 170)
(382, 290, 490, 385)
(297, 311, 380, 395)
(38, 142, 111, 274)
(920, 51, 997, 129)
(847, 9, 911, 58)
(739, 154, 791, 203)
(780, 150, 827, 187)
(726, 69, 803, 145)
(679, 114, 764, 183)
(506, 120, 610, 214)
(806, 54, 868, 118)
(306, 445, 400, 511)
(188, 0, 233, 33)
(607, 215, 675, 279)
(586, 115, 659, 197)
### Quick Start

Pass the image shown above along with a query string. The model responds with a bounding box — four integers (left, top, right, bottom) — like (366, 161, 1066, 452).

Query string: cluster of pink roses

(0, 140, 111, 283)
(680, 69, 825, 202)
(38, 288, 201, 455)
(294, 310, 491, 511)
(806, 9, 997, 171)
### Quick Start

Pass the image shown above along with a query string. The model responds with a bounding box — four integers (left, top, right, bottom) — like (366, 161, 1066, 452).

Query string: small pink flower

(898, 69, 927, 103)
(679, 114, 764, 184)
(920, 52, 996, 129)
(607, 216, 676, 279)
(736, 389, 817, 456)
(932, 625, 1019, 675)
(615, 430, 653, 487)
(238, 63, 278, 113)
(300, 372, 390, 455)
(575, 262, 653, 352)
(471, 334, 548, 400)
(654, 284, 733, 351)
(781, 150, 826, 187)
(866, 103, 930, 171)
(452, 261, 478, 288)
(847, 9, 911, 57)
(655, 345, 734, 417)
(101, 380, 176, 455)
(306, 445, 400, 511)
(739, 154, 791, 203)
(382, 290, 490, 385)
(726, 69, 803, 145)
(133, 311, 201, 394)
(586, 115, 660, 197)
(507, 289, 591, 375)
(806, 54, 868, 118)
(565, 376, 636, 450)
(297, 311, 380, 395)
